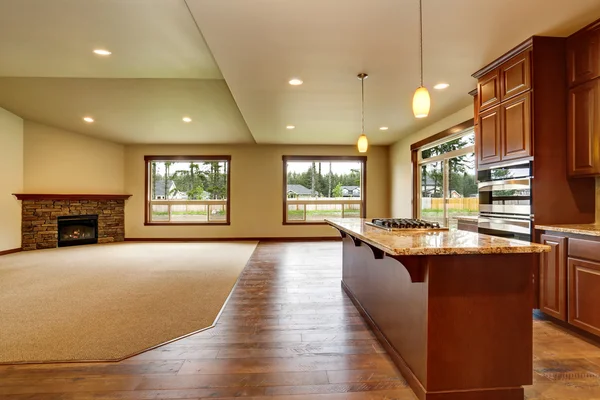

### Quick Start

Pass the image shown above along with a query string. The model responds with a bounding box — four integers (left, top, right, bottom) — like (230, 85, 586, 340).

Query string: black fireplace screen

(57, 215, 98, 247)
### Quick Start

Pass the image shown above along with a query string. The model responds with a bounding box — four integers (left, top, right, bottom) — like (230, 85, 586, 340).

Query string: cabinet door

(568, 257, 600, 336)
(567, 79, 600, 176)
(501, 92, 532, 161)
(539, 234, 567, 321)
(500, 50, 531, 101)
(477, 69, 500, 111)
(567, 28, 600, 88)
(478, 106, 502, 165)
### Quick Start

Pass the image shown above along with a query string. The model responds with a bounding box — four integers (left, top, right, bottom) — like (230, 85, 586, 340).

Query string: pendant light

(412, 0, 430, 118)
(357, 73, 369, 153)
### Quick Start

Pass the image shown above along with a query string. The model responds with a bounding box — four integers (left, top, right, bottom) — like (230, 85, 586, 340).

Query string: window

(145, 156, 230, 225)
(283, 156, 366, 224)
(415, 129, 478, 228)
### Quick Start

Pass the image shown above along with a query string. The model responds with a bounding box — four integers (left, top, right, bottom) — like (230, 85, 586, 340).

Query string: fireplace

(57, 215, 98, 247)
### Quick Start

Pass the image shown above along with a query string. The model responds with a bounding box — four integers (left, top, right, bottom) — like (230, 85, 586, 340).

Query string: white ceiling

(186, 0, 600, 145)
(0, 78, 254, 144)
(0, 0, 599, 145)
(0, 0, 221, 79)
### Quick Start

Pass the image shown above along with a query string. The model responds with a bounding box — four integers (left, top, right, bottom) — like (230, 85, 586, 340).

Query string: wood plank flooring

(2, 241, 600, 399)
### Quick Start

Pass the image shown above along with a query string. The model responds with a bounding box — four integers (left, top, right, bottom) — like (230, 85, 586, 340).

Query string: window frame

(144, 155, 231, 226)
(282, 155, 367, 225)
(410, 118, 476, 221)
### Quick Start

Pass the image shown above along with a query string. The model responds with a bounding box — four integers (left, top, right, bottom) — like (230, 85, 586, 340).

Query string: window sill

(282, 221, 330, 226)
(144, 222, 230, 226)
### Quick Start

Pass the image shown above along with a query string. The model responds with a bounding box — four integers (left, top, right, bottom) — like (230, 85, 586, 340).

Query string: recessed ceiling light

(93, 49, 112, 56)
(286, 125, 295, 129)
(182, 117, 192, 123)
(83, 117, 94, 123)
(433, 83, 450, 90)
(288, 78, 303, 86)
(379, 126, 389, 131)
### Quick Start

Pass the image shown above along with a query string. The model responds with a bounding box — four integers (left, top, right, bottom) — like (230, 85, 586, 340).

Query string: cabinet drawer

(568, 238, 600, 262)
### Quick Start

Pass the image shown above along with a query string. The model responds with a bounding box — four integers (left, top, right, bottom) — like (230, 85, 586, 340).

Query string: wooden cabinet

(567, 79, 600, 176)
(500, 50, 531, 100)
(457, 218, 478, 233)
(477, 69, 500, 111)
(501, 92, 532, 161)
(539, 234, 567, 321)
(478, 106, 502, 165)
(477, 93, 532, 166)
(474, 46, 533, 167)
(568, 257, 600, 336)
(567, 27, 600, 88)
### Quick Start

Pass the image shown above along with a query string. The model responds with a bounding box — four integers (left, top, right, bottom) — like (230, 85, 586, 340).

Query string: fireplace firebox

(57, 215, 98, 247)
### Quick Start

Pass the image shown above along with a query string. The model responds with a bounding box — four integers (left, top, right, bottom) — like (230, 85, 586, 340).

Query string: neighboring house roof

(287, 184, 313, 195)
(154, 180, 176, 198)
(341, 186, 360, 197)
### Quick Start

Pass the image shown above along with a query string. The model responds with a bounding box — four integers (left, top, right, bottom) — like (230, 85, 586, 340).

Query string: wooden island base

(340, 234, 536, 400)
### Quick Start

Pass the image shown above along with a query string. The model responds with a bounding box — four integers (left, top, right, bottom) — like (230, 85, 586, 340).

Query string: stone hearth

(15, 195, 130, 251)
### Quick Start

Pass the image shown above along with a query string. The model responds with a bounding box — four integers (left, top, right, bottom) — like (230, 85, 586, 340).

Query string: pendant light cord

(361, 77, 365, 134)
(419, 0, 424, 87)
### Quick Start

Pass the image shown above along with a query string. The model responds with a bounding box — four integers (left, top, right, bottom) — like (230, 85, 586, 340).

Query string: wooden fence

(421, 197, 479, 210)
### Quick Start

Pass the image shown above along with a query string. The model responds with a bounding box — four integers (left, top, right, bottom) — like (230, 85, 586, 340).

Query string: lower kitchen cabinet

(568, 257, 600, 336)
(539, 234, 567, 321)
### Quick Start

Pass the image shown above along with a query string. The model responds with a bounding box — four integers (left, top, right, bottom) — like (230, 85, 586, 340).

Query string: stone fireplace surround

(13, 194, 131, 251)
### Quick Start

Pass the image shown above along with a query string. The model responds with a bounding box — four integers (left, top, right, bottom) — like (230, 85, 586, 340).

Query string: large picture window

(414, 129, 477, 228)
(283, 156, 366, 224)
(144, 156, 230, 225)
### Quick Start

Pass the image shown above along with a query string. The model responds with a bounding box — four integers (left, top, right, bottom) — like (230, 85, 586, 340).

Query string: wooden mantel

(13, 194, 132, 201)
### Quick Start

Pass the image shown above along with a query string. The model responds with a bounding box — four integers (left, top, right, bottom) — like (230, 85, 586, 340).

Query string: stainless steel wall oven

(477, 161, 532, 241)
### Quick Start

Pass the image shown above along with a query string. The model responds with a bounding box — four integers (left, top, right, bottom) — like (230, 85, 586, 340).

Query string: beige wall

(389, 105, 474, 217)
(124, 144, 390, 238)
(23, 121, 125, 193)
(0, 107, 24, 252)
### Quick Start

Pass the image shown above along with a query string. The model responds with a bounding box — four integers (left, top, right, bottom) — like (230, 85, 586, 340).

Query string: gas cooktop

(366, 218, 448, 231)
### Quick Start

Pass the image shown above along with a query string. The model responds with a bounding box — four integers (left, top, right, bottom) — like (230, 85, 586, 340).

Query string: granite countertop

(326, 218, 550, 256)
(454, 215, 479, 221)
(535, 224, 600, 237)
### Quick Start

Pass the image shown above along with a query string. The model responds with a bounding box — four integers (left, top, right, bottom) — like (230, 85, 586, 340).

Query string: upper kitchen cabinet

(500, 50, 532, 101)
(477, 69, 500, 111)
(473, 39, 534, 167)
(501, 92, 531, 161)
(567, 23, 600, 88)
(473, 36, 566, 170)
(473, 36, 597, 225)
(568, 79, 600, 176)
(567, 20, 600, 177)
(478, 106, 502, 164)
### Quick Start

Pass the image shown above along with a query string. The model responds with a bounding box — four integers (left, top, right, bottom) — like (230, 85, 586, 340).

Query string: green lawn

(421, 209, 478, 217)
(152, 210, 225, 216)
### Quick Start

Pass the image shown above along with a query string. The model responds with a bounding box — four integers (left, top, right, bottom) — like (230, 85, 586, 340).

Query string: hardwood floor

(1, 241, 600, 399)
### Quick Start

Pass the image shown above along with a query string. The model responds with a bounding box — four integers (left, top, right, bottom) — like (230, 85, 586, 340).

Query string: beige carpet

(0, 241, 257, 363)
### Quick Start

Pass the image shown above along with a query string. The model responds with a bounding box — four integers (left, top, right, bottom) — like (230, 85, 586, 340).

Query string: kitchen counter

(327, 217, 543, 400)
(454, 215, 479, 221)
(326, 218, 549, 256)
(536, 223, 600, 237)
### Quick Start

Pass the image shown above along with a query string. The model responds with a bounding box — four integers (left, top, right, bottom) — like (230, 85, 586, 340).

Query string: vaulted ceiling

(0, 0, 599, 145)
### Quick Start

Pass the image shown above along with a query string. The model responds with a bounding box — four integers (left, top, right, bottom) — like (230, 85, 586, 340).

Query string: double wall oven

(477, 161, 532, 242)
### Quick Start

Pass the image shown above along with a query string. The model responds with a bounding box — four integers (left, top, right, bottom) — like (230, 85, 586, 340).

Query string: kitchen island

(326, 218, 549, 400)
